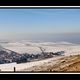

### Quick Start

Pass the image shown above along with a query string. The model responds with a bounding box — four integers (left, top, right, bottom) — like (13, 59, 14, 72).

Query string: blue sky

(0, 9, 80, 42)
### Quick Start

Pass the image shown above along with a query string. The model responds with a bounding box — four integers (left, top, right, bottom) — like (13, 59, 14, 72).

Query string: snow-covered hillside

(0, 41, 80, 71)
(0, 41, 80, 56)
(0, 56, 62, 71)
(0, 45, 11, 54)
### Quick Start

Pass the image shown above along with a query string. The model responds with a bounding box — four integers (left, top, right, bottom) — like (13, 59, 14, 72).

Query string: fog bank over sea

(0, 33, 80, 44)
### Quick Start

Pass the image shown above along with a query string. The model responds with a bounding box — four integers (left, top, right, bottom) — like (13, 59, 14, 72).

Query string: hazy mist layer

(0, 33, 80, 44)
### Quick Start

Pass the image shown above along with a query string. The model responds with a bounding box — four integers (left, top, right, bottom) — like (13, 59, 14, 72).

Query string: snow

(4, 46, 41, 54)
(5, 42, 26, 47)
(0, 41, 80, 71)
(0, 56, 62, 71)
(0, 45, 5, 51)
(0, 41, 80, 56)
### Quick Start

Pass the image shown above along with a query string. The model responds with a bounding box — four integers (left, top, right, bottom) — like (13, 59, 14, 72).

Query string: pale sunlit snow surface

(0, 41, 80, 56)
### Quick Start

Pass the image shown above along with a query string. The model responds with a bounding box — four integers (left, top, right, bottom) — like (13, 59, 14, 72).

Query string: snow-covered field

(0, 41, 80, 71)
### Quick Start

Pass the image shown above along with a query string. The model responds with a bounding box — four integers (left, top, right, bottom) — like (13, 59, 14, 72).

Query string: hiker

(14, 67, 16, 72)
